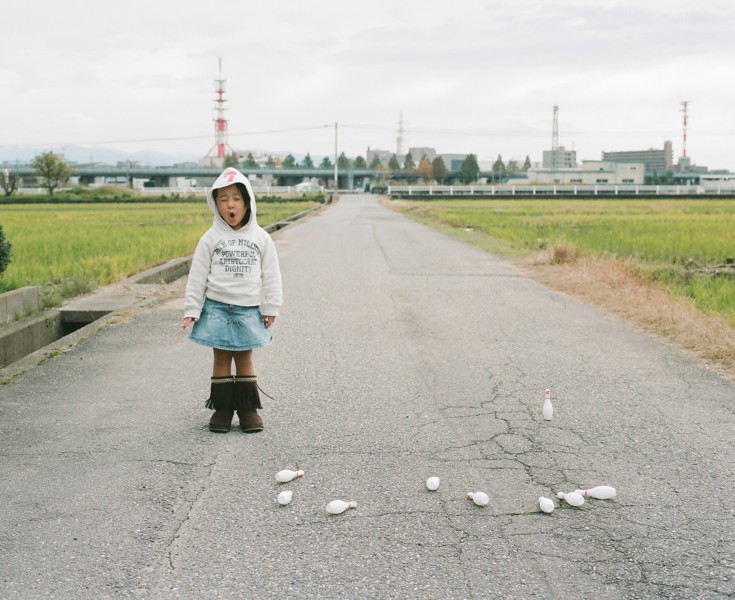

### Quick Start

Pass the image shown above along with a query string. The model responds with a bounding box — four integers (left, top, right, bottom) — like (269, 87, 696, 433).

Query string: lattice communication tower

(396, 112, 405, 158)
(551, 105, 559, 169)
(680, 101, 689, 158)
(207, 58, 235, 159)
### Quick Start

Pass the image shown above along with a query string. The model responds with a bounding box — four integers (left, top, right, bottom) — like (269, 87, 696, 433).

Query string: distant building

(528, 161, 645, 185)
(366, 148, 393, 165)
(674, 156, 709, 174)
(198, 156, 224, 168)
(602, 141, 673, 181)
(542, 146, 577, 169)
(407, 147, 437, 163)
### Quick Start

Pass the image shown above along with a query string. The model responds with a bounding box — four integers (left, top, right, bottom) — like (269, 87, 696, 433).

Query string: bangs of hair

(212, 182, 250, 203)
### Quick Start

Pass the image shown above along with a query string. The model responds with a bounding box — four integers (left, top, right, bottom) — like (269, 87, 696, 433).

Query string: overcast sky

(1, 0, 733, 169)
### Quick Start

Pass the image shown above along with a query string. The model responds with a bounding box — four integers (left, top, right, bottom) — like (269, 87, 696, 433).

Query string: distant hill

(0, 145, 202, 167)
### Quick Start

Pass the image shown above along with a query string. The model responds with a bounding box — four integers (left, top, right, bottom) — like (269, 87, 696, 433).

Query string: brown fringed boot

(234, 375, 264, 433)
(205, 376, 234, 433)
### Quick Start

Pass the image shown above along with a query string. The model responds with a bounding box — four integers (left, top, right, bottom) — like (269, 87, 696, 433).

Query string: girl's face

(216, 184, 248, 230)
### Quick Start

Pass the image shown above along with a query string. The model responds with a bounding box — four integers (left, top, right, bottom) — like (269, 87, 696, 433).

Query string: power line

(341, 123, 734, 138)
(2, 122, 731, 149)
(0, 125, 331, 149)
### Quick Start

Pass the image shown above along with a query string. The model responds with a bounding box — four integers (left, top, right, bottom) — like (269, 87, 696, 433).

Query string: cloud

(1, 0, 733, 169)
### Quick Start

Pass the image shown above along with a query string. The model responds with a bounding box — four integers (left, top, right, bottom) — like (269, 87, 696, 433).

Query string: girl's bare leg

(212, 348, 234, 377)
(233, 350, 255, 376)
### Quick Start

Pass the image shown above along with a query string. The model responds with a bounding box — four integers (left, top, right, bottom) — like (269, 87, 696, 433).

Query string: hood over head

(207, 168, 257, 230)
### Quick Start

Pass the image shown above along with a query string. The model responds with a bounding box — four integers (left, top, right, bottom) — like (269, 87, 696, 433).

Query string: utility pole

(551, 105, 559, 170)
(334, 122, 338, 191)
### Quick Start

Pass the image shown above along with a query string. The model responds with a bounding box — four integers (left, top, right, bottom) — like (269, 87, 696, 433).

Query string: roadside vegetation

(387, 197, 735, 378)
(0, 199, 318, 308)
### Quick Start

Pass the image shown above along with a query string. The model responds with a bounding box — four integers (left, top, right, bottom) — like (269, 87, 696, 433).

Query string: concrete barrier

(128, 256, 193, 285)
(0, 310, 61, 368)
(0, 286, 41, 323)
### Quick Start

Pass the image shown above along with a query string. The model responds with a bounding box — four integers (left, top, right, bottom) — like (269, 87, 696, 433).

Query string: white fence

(14, 185, 328, 197)
(386, 184, 735, 196)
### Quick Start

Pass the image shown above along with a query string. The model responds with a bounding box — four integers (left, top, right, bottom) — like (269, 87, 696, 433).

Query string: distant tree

(31, 151, 76, 195)
(403, 152, 416, 170)
(522, 155, 532, 171)
(2, 169, 18, 196)
(282, 154, 297, 168)
(492, 155, 506, 181)
(0, 225, 11, 277)
(223, 152, 240, 168)
(416, 157, 433, 182)
(388, 154, 401, 171)
(301, 153, 314, 168)
(369, 155, 383, 169)
(337, 152, 350, 168)
(353, 156, 366, 168)
(319, 156, 333, 169)
(665, 168, 674, 184)
(431, 156, 448, 183)
(265, 155, 276, 168)
(243, 153, 258, 168)
(506, 160, 519, 175)
(460, 154, 480, 183)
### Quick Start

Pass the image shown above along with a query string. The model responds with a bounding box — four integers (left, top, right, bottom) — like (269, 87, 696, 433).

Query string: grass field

(390, 198, 735, 324)
(0, 201, 318, 307)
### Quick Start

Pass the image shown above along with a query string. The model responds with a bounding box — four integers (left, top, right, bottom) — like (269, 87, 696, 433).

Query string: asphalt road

(1, 194, 733, 599)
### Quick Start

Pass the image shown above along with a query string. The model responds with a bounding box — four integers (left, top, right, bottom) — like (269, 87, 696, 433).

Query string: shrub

(551, 243, 581, 264)
(0, 226, 12, 276)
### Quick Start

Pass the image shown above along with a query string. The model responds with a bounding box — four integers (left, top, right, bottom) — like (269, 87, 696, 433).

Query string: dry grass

(385, 197, 735, 381)
(522, 251, 735, 381)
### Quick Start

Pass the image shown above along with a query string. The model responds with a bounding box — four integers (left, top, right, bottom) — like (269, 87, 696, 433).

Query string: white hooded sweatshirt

(183, 168, 282, 319)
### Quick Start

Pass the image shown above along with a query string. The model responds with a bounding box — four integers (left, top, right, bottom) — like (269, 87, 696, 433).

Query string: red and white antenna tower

(207, 58, 235, 160)
(680, 100, 689, 158)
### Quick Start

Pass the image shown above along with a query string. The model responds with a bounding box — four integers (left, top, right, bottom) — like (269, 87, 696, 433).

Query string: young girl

(182, 168, 282, 433)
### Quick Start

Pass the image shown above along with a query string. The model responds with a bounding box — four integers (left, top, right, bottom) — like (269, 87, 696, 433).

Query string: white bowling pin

(574, 486, 616, 500)
(557, 491, 585, 506)
(543, 389, 553, 421)
(275, 469, 304, 483)
(277, 490, 293, 506)
(326, 500, 357, 515)
(539, 496, 555, 513)
(467, 491, 490, 506)
(426, 477, 440, 491)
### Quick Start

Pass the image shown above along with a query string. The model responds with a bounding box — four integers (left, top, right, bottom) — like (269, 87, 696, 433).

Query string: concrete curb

(0, 201, 327, 382)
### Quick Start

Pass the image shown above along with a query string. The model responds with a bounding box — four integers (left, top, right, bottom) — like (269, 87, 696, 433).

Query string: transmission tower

(680, 101, 689, 158)
(396, 112, 405, 158)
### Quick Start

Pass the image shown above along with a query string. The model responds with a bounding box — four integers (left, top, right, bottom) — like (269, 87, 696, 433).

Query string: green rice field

(392, 197, 735, 323)
(0, 201, 318, 307)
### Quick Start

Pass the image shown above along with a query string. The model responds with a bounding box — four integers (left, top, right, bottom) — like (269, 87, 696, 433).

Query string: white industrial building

(542, 146, 577, 169)
(527, 161, 645, 185)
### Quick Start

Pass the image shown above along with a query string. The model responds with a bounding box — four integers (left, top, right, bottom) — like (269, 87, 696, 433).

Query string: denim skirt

(189, 298, 272, 351)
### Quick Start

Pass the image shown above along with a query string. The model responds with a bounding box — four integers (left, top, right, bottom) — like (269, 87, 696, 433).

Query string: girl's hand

(181, 317, 196, 330)
(263, 315, 276, 329)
